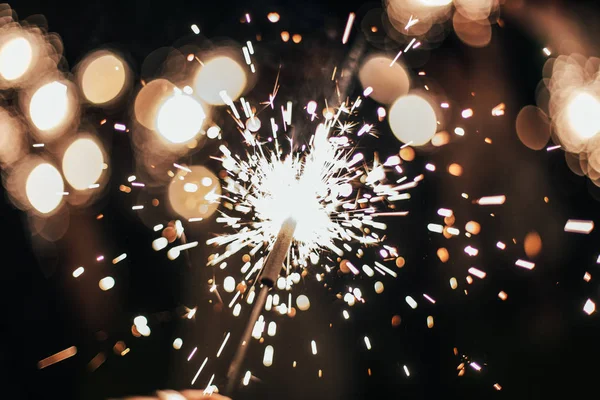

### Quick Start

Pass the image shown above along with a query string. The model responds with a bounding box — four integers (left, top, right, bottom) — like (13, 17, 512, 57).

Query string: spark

(515, 259, 535, 270)
(112, 253, 127, 264)
(564, 219, 594, 234)
(389, 50, 403, 67)
(342, 13, 355, 44)
(191, 357, 209, 385)
(476, 195, 506, 205)
(584, 299, 596, 315)
(470, 362, 482, 371)
(37, 346, 77, 369)
(405, 15, 419, 30)
(210, 97, 414, 271)
(72, 267, 84, 278)
(188, 347, 198, 361)
(468, 267, 486, 279)
(216, 332, 231, 357)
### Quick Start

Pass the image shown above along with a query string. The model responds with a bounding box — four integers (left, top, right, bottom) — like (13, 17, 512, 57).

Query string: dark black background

(3, 0, 600, 399)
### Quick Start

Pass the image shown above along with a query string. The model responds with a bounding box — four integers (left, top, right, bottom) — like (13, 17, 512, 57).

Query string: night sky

(3, 0, 600, 399)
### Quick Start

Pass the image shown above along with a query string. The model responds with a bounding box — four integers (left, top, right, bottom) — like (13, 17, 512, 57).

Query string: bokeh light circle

(62, 137, 105, 190)
(134, 78, 176, 130)
(29, 81, 71, 132)
(25, 163, 64, 214)
(359, 55, 410, 105)
(516, 105, 551, 150)
(0, 36, 33, 81)
(156, 92, 205, 144)
(388, 94, 437, 146)
(80, 52, 127, 105)
(168, 165, 221, 220)
(194, 56, 246, 105)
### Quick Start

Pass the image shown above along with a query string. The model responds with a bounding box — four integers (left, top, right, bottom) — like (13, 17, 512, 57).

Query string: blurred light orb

(156, 93, 205, 143)
(99, 276, 115, 291)
(173, 338, 183, 350)
(26, 163, 64, 214)
(168, 165, 221, 220)
(62, 138, 104, 190)
(453, 13, 492, 48)
(267, 12, 280, 23)
(0, 110, 25, 166)
(0, 36, 33, 81)
(29, 81, 70, 132)
(296, 295, 310, 311)
(194, 56, 246, 105)
(516, 105, 551, 150)
(134, 78, 175, 130)
(389, 95, 437, 146)
(524, 231, 542, 258)
(359, 56, 410, 105)
(81, 53, 127, 104)
(566, 91, 600, 140)
(223, 276, 236, 293)
(207, 125, 221, 139)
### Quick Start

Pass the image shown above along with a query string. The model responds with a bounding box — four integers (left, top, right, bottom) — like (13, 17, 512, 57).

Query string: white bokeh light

(156, 92, 205, 143)
(25, 163, 64, 214)
(29, 81, 70, 132)
(0, 36, 33, 81)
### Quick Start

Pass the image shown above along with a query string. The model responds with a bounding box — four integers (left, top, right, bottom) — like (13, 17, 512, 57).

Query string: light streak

(515, 259, 535, 270)
(564, 220, 594, 234)
(191, 357, 209, 385)
(476, 195, 506, 205)
(37, 346, 77, 369)
(342, 13, 356, 44)
(216, 332, 231, 357)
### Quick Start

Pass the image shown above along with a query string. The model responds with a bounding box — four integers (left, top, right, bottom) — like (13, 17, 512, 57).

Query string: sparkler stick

(226, 217, 297, 394)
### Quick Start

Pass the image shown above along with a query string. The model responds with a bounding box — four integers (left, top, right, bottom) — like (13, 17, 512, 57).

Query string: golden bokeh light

(79, 52, 128, 105)
(465, 221, 481, 235)
(267, 12, 280, 23)
(515, 105, 551, 150)
(0, 36, 33, 81)
(448, 163, 463, 176)
(524, 231, 542, 258)
(156, 92, 205, 144)
(134, 78, 175, 130)
(0, 109, 25, 166)
(168, 165, 221, 220)
(399, 146, 416, 161)
(25, 162, 64, 214)
(454, 0, 496, 20)
(359, 55, 410, 105)
(453, 13, 492, 48)
(194, 56, 246, 105)
(62, 137, 105, 190)
(29, 81, 73, 133)
(389, 94, 437, 146)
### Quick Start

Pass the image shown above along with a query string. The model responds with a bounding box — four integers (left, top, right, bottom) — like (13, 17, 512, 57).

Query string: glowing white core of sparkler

(219, 122, 363, 262)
